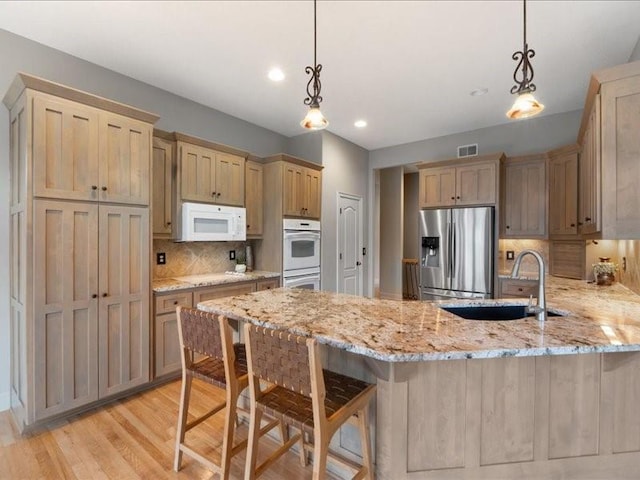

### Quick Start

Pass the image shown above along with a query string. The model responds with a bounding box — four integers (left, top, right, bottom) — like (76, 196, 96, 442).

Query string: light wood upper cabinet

(419, 166, 456, 207)
(502, 155, 547, 238)
(418, 157, 498, 209)
(98, 205, 150, 397)
(33, 199, 99, 420)
(579, 95, 601, 236)
(304, 167, 322, 219)
(98, 112, 151, 205)
(283, 162, 305, 216)
(245, 160, 264, 236)
(179, 141, 245, 206)
(281, 160, 322, 219)
(549, 145, 579, 238)
(601, 75, 640, 238)
(152, 136, 174, 237)
(32, 93, 99, 201)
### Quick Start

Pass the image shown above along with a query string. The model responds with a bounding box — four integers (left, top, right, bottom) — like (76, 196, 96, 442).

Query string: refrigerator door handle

(447, 222, 453, 279)
(451, 222, 456, 278)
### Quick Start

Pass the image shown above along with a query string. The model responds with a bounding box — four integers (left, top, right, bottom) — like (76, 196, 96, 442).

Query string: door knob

(356, 261, 362, 266)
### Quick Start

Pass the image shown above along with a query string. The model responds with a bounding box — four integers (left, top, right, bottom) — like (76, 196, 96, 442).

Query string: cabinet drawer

(193, 282, 256, 305)
(500, 279, 538, 298)
(256, 278, 280, 291)
(155, 291, 194, 314)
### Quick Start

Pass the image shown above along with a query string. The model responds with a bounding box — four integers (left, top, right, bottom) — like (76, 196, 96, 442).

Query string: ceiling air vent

(457, 144, 478, 158)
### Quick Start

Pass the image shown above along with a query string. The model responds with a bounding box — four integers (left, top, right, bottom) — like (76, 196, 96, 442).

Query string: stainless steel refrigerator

(419, 206, 494, 300)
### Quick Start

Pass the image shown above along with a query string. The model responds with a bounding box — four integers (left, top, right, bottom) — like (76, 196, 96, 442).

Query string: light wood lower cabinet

(375, 352, 640, 479)
(153, 277, 279, 378)
(97, 205, 150, 397)
(33, 200, 150, 419)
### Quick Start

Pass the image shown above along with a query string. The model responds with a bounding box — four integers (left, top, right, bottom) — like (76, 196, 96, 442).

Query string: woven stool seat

(187, 343, 247, 388)
(258, 369, 371, 435)
(244, 324, 376, 480)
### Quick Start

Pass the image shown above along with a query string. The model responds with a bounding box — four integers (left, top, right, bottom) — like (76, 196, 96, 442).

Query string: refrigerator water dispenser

(421, 237, 440, 267)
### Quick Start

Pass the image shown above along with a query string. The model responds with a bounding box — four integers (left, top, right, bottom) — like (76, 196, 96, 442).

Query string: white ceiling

(1, 1, 639, 150)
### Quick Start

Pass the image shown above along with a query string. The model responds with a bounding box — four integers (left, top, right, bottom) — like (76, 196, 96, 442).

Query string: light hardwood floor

(0, 380, 330, 479)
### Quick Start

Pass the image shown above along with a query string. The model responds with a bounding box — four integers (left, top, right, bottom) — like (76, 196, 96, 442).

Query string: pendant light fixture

(300, 0, 328, 130)
(507, 0, 544, 119)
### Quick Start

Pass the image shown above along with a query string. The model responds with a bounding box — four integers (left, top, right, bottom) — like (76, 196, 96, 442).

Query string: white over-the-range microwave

(178, 202, 246, 242)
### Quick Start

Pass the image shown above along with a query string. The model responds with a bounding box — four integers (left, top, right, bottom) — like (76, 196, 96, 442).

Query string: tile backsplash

(498, 239, 549, 276)
(153, 240, 249, 278)
(617, 240, 640, 295)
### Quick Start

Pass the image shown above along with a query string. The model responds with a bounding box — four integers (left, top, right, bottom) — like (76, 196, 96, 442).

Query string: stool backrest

(177, 307, 226, 360)
(245, 325, 315, 397)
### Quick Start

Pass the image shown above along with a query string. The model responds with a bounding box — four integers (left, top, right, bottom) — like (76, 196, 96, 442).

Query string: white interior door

(338, 193, 363, 295)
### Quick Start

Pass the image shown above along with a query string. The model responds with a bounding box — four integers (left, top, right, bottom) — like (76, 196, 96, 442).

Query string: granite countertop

(198, 276, 640, 362)
(153, 270, 281, 293)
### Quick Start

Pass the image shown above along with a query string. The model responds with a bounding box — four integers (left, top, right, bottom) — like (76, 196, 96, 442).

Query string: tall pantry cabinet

(4, 74, 159, 429)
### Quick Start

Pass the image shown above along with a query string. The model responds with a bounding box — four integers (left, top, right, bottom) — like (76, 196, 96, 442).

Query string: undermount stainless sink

(440, 305, 565, 321)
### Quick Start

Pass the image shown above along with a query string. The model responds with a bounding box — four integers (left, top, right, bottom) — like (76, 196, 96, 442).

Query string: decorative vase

(235, 264, 247, 273)
(596, 272, 614, 286)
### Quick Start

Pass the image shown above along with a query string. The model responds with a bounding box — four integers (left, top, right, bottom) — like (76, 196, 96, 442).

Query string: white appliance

(283, 219, 321, 290)
(283, 267, 321, 290)
(179, 202, 246, 242)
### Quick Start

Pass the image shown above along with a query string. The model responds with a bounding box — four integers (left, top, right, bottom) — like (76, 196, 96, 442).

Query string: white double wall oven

(283, 219, 321, 290)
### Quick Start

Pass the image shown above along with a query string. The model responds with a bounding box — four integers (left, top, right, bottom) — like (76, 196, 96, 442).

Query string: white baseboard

(0, 391, 10, 412)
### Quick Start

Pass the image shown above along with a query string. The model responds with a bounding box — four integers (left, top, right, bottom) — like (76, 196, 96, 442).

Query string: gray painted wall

(320, 132, 369, 294)
(286, 132, 323, 165)
(369, 109, 582, 169)
(630, 35, 640, 62)
(0, 29, 289, 411)
(379, 167, 404, 299)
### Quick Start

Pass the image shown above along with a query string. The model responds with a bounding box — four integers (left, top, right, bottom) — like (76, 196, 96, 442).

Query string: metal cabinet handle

(92, 294, 98, 298)
(166, 222, 171, 226)
(101, 186, 107, 191)
(356, 261, 362, 266)
(506, 225, 510, 229)
(173, 300, 179, 305)
(585, 217, 592, 221)
(91, 185, 98, 190)
(102, 293, 108, 297)
(518, 288, 523, 292)
(456, 196, 460, 199)
(216, 192, 221, 197)
(570, 223, 575, 227)
(451, 196, 455, 200)
(212, 191, 216, 196)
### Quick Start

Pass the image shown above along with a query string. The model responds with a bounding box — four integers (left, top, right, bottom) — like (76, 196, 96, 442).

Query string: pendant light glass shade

(506, 91, 545, 119)
(301, 106, 329, 130)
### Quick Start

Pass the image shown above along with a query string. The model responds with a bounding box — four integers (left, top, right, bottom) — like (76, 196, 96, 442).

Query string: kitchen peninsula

(199, 276, 640, 479)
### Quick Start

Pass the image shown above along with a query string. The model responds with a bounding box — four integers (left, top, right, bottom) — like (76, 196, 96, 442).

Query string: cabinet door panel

(245, 161, 264, 236)
(602, 78, 640, 237)
(152, 137, 174, 236)
(305, 168, 322, 219)
(283, 163, 305, 216)
(99, 112, 151, 205)
(579, 95, 601, 235)
(98, 205, 149, 397)
(33, 200, 99, 419)
(216, 153, 245, 206)
(180, 143, 217, 203)
(33, 94, 99, 201)
(154, 312, 182, 377)
(419, 167, 456, 208)
(503, 159, 546, 238)
(457, 162, 496, 205)
(549, 153, 578, 236)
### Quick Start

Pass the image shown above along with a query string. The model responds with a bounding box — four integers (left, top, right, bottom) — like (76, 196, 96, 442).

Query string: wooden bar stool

(174, 306, 252, 478)
(243, 323, 376, 480)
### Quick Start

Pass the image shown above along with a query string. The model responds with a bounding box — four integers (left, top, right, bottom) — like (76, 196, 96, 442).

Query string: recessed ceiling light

(354, 120, 367, 128)
(470, 88, 489, 97)
(268, 68, 285, 82)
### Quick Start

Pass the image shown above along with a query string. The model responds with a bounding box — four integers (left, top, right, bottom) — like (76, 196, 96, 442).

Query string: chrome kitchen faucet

(509, 249, 547, 321)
